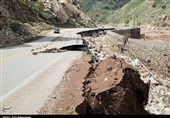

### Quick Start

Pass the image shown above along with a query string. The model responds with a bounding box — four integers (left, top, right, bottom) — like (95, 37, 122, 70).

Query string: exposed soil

(141, 28, 170, 41)
(40, 54, 151, 115)
(80, 29, 170, 114)
(40, 27, 170, 115)
(79, 56, 150, 115)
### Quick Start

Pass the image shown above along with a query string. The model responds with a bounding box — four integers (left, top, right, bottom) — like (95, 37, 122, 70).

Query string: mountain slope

(0, 0, 96, 47)
(108, 0, 170, 26)
(80, 0, 131, 22)
(81, 0, 170, 26)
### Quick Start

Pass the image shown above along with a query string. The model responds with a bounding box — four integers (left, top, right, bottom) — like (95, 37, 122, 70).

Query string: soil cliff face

(80, 56, 150, 115)
(78, 29, 170, 115)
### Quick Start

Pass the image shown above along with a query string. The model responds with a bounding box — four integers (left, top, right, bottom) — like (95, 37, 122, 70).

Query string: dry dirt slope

(39, 54, 150, 115)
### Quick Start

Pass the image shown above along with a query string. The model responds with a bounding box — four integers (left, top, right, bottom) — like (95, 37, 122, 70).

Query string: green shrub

(9, 20, 22, 32)
(152, 3, 156, 8)
(34, 1, 44, 11)
(161, 23, 170, 27)
(161, 4, 166, 9)
(125, 19, 130, 25)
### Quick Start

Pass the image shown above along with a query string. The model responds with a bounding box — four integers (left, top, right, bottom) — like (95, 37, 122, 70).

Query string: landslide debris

(82, 30, 170, 79)
(79, 29, 170, 114)
(77, 56, 150, 115)
(32, 48, 67, 55)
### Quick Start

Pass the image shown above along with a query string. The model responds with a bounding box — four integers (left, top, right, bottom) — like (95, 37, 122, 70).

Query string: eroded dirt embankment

(39, 55, 150, 115)
(80, 56, 150, 115)
(81, 30, 170, 78)
(80, 29, 170, 114)
(40, 28, 169, 115)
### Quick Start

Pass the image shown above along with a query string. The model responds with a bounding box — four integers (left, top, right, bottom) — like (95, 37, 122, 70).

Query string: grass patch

(80, 0, 131, 23)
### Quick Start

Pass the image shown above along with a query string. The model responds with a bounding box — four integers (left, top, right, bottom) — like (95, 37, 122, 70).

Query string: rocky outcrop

(0, 1, 9, 30)
(59, 0, 96, 27)
(0, 0, 51, 47)
(0, 0, 17, 47)
(0, 0, 53, 47)
(0, 0, 96, 48)
(32, 0, 96, 27)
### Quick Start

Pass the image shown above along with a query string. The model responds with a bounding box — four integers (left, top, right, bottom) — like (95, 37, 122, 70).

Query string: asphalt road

(0, 28, 90, 114)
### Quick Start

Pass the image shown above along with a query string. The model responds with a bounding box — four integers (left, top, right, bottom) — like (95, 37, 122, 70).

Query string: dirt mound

(77, 56, 150, 115)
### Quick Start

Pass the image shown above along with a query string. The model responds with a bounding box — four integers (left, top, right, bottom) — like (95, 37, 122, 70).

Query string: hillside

(0, 0, 96, 47)
(81, 0, 170, 26)
(80, 0, 131, 22)
(108, 0, 170, 26)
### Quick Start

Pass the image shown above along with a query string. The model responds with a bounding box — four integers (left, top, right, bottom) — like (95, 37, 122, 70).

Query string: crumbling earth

(40, 28, 169, 115)
(39, 54, 150, 115)
(81, 29, 170, 115)
(80, 56, 150, 115)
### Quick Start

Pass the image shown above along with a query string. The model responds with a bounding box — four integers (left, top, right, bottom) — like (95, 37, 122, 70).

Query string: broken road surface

(0, 28, 92, 114)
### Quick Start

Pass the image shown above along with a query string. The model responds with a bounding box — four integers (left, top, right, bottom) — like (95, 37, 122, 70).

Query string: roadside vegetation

(108, 0, 170, 25)
(80, 0, 131, 22)
(81, 0, 170, 26)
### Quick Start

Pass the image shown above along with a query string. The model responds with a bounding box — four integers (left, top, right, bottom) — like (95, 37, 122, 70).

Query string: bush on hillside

(9, 20, 22, 32)
(161, 22, 170, 27)
(152, 3, 156, 8)
(161, 4, 166, 9)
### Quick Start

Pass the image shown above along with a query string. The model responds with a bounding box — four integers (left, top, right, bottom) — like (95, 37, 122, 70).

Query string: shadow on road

(59, 45, 87, 51)
(75, 100, 89, 115)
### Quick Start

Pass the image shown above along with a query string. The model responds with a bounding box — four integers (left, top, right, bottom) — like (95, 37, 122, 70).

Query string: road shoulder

(1, 51, 82, 114)
(39, 53, 91, 115)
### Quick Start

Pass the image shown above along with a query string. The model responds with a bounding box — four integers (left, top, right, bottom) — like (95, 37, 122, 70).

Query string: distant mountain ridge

(80, 0, 131, 22)
(80, 0, 170, 26)
(108, 0, 170, 26)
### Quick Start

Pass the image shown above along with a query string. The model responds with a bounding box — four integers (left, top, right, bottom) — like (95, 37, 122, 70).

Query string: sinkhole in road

(59, 44, 87, 51)
(32, 45, 88, 55)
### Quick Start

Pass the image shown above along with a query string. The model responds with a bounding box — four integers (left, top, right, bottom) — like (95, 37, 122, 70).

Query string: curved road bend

(0, 28, 91, 114)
